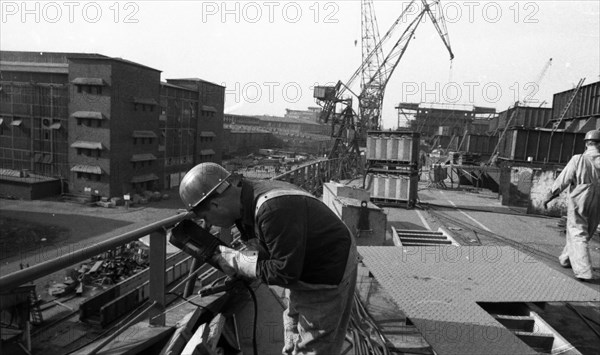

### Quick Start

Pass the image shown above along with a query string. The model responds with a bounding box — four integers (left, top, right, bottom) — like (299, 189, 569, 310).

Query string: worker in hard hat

(544, 129, 600, 281)
(179, 162, 358, 354)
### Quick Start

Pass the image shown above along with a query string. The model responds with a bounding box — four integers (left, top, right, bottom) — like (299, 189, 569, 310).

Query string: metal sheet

(552, 81, 600, 120)
(464, 135, 498, 155)
(500, 128, 586, 164)
(358, 246, 599, 355)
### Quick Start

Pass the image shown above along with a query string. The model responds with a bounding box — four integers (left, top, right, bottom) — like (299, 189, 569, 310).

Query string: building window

(77, 172, 101, 181)
(76, 148, 101, 158)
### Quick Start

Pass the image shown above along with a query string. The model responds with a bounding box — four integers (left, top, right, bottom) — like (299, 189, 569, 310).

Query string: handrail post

(149, 231, 166, 326)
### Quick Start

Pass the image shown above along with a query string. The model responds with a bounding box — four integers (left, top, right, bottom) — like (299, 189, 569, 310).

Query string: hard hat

(179, 163, 231, 210)
(584, 129, 600, 142)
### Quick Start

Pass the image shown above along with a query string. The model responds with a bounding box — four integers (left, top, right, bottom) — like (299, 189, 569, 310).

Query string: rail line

(420, 202, 562, 265)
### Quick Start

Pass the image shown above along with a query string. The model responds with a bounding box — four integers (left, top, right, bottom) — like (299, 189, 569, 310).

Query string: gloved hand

(211, 245, 258, 279)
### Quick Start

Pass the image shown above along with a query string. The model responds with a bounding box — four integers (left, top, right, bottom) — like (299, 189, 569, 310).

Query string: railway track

(419, 201, 567, 266)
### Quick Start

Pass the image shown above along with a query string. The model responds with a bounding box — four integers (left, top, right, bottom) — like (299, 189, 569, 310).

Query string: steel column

(149, 231, 166, 326)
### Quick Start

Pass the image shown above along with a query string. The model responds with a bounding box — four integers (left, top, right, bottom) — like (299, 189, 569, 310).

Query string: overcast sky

(2, 1, 599, 128)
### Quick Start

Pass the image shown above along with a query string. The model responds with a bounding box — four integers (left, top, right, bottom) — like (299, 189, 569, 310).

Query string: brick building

(161, 79, 225, 189)
(0, 51, 224, 199)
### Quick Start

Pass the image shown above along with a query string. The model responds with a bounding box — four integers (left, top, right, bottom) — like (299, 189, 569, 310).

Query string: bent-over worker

(179, 162, 358, 354)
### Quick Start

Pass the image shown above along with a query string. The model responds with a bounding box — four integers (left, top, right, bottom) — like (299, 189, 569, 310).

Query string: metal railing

(273, 158, 346, 195)
(0, 212, 193, 327)
(0, 159, 345, 329)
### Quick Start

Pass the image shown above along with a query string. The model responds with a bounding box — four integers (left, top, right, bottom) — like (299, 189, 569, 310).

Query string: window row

(77, 118, 103, 127)
(165, 155, 194, 166)
(76, 85, 103, 95)
(132, 160, 154, 169)
(133, 137, 154, 145)
(77, 148, 102, 158)
(76, 172, 102, 181)
(134, 103, 155, 112)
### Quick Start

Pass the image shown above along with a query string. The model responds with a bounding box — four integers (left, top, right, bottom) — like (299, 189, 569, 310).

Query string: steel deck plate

(358, 246, 600, 355)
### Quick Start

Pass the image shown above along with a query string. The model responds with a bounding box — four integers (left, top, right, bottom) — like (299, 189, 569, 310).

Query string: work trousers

(282, 245, 358, 355)
(558, 181, 600, 279)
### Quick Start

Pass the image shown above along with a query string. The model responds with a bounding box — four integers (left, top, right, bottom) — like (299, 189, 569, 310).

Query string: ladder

(29, 288, 43, 325)
(551, 78, 585, 132)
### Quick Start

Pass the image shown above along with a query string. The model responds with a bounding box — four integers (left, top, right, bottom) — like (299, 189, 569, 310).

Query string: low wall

(0, 178, 61, 200)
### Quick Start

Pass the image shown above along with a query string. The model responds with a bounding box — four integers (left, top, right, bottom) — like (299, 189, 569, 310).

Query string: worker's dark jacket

(236, 178, 351, 287)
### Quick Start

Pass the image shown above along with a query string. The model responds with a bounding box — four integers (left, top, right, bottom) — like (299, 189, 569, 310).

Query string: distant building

(221, 112, 332, 156)
(160, 79, 225, 190)
(0, 51, 224, 199)
(223, 113, 260, 126)
(284, 107, 322, 122)
(395, 102, 497, 137)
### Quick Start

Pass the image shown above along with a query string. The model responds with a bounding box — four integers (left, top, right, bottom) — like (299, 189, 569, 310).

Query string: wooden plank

(182, 314, 226, 355)
(160, 307, 206, 355)
(71, 322, 174, 355)
(88, 261, 104, 274)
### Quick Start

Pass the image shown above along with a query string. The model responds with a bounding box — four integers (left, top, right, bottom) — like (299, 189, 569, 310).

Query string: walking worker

(179, 162, 358, 354)
(544, 129, 600, 281)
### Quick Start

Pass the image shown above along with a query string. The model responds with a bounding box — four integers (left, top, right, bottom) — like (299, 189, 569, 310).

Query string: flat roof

(167, 78, 224, 88)
(68, 55, 161, 73)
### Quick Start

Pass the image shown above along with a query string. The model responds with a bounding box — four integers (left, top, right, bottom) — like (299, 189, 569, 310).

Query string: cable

(242, 281, 259, 355)
(167, 292, 209, 311)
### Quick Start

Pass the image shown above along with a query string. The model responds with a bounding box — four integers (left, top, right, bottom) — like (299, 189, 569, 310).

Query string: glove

(211, 245, 258, 279)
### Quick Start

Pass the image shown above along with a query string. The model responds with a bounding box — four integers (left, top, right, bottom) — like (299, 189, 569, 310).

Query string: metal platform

(358, 246, 600, 355)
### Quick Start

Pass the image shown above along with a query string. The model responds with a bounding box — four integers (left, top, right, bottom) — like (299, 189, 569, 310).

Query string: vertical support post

(149, 231, 166, 326)
(22, 316, 31, 352)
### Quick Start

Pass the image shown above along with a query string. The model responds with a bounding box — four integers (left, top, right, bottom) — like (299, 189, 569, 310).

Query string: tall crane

(360, 0, 386, 132)
(522, 58, 552, 106)
(314, 0, 454, 174)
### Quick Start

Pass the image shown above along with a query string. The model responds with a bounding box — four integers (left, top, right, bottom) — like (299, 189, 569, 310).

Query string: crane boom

(315, 0, 454, 172)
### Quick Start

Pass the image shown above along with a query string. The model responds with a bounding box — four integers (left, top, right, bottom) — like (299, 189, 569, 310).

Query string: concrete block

(323, 182, 387, 245)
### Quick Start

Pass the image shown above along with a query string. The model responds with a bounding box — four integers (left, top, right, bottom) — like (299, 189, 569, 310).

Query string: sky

(1, 0, 599, 128)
